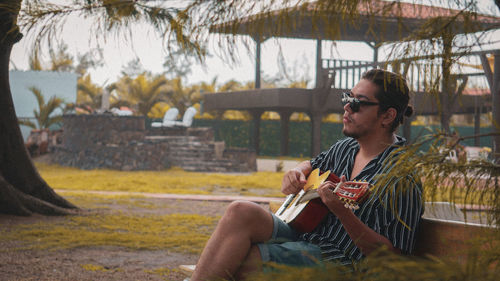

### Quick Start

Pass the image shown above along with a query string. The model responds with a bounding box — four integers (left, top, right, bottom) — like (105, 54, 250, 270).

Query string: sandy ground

(0, 199, 240, 281)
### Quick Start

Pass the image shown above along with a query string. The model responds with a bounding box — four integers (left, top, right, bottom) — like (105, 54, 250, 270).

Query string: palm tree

(76, 74, 104, 113)
(113, 73, 170, 117)
(77, 74, 126, 113)
(18, 87, 64, 130)
(217, 79, 243, 92)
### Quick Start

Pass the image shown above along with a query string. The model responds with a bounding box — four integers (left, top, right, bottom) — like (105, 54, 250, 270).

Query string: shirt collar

(375, 135, 406, 165)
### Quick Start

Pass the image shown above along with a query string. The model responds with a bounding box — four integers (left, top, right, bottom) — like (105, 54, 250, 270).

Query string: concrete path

(57, 189, 284, 204)
(256, 159, 301, 172)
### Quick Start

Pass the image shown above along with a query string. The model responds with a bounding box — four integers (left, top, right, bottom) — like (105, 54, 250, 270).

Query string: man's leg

(191, 200, 274, 281)
(234, 244, 262, 280)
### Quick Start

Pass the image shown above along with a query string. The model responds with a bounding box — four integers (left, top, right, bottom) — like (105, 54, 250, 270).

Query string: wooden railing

(322, 52, 491, 94)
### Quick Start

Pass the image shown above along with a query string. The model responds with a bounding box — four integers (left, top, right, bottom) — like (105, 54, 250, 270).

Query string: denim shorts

(257, 213, 322, 269)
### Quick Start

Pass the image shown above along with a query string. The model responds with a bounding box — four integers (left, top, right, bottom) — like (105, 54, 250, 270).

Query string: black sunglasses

(341, 92, 379, 112)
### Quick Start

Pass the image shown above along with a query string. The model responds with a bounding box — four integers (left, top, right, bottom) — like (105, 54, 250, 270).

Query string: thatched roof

(210, 0, 500, 42)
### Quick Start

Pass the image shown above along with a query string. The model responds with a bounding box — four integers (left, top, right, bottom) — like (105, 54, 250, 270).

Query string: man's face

(342, 79, 382, 139)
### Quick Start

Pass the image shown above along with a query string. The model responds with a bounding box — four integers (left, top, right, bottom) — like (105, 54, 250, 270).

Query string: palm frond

(28, 86, 44, 109)
(19, 0, 203, 59)
(27, 87, 64, 129)
(18, 118, 37, 129)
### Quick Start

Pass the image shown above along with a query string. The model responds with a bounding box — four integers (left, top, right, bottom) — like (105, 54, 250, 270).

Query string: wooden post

(311, 112, 322, 157)
(474, 96, 481, 146)
(403, 117, 412, 142)
(250, 110, 263, 155)
(279, 111, 292, 156)
(255, 37, 261, 89)
(492, 52, 500, 162)
(481, 51, 500, 162)
(366, 42, 379, 69)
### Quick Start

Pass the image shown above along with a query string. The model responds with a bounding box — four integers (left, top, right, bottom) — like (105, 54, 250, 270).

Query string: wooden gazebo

(203, 0, 500, 157)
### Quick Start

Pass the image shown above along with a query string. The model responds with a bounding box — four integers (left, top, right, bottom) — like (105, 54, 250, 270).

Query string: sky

(9, 0, 500, 89)
(9, 17, 376, 88)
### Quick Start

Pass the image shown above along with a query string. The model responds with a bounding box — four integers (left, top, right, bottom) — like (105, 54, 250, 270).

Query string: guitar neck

(275, 193, 296, 215)
(298, 181, 368, 205)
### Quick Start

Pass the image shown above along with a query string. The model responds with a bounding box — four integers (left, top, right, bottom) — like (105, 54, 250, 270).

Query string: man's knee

(221, 201, 273, 237)
(223, 201, 267, 223)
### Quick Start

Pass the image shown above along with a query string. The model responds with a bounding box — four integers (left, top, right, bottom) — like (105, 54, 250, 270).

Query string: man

(191, 69, 423, 281)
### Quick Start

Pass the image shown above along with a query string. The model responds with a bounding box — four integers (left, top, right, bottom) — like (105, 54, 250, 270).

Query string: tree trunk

(0, 2, 76, 216)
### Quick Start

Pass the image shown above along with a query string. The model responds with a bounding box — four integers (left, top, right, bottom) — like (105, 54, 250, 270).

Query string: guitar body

(280, 197, 329, 233)
(275, 169, 370, 234)
(275, 170, 339, 233)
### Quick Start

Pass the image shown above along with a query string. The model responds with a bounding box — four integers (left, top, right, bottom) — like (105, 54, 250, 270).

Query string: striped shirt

(301, 136, 423, 265)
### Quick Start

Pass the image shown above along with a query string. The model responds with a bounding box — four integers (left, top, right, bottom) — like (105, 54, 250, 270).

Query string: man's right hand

(281, 168, 307, 195)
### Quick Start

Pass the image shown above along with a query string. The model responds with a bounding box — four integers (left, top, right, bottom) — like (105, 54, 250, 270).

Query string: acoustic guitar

(275, 168, 371, 233)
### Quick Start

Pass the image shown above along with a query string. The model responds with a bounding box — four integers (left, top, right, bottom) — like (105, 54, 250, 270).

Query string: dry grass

(35, 162, 492, 205)
(0, 212, 219, 254)
(35, 162, 284, 197)
(0, 194, 224, 281)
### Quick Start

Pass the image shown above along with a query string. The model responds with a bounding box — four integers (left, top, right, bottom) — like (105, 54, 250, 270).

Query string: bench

(413, 217, 495, 260)
(269, 200, 496, 260)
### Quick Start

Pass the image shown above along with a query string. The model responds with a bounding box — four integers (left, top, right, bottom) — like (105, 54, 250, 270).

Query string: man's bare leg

(234, 245, 263, 280)
(191, 201, 274, 281)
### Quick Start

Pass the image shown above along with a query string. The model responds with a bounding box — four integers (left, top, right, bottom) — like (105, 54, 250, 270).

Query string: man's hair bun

(404, 105, 413, 117)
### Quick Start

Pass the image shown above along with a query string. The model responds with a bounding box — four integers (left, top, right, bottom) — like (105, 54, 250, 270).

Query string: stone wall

(62, 114, 145, 147)
(52, 114, 256, 172)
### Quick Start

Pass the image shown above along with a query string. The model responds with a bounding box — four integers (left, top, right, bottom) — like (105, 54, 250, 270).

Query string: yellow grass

(35, 162, 489, 205)
(80, 264, 113, 272)
(1, 212, 219, 254)
(60, 192, 159, 209)
(35, 162, 284, 197)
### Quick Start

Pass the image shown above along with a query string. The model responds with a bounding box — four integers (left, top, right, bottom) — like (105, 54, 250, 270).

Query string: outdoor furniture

(464, 146, 491, 161)
(151, 107, 179, 127)
(173, 106, 197, 127)
(110, 107, 133, 116)
(446, 150, 458, 163)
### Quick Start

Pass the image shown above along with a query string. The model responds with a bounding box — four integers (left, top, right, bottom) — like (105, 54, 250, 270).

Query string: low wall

(51, 114, 256, 172)
(62, 114, 145, 147)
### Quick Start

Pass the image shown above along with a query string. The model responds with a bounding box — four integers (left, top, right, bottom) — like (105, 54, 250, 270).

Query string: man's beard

(342, 127, 360, 139)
